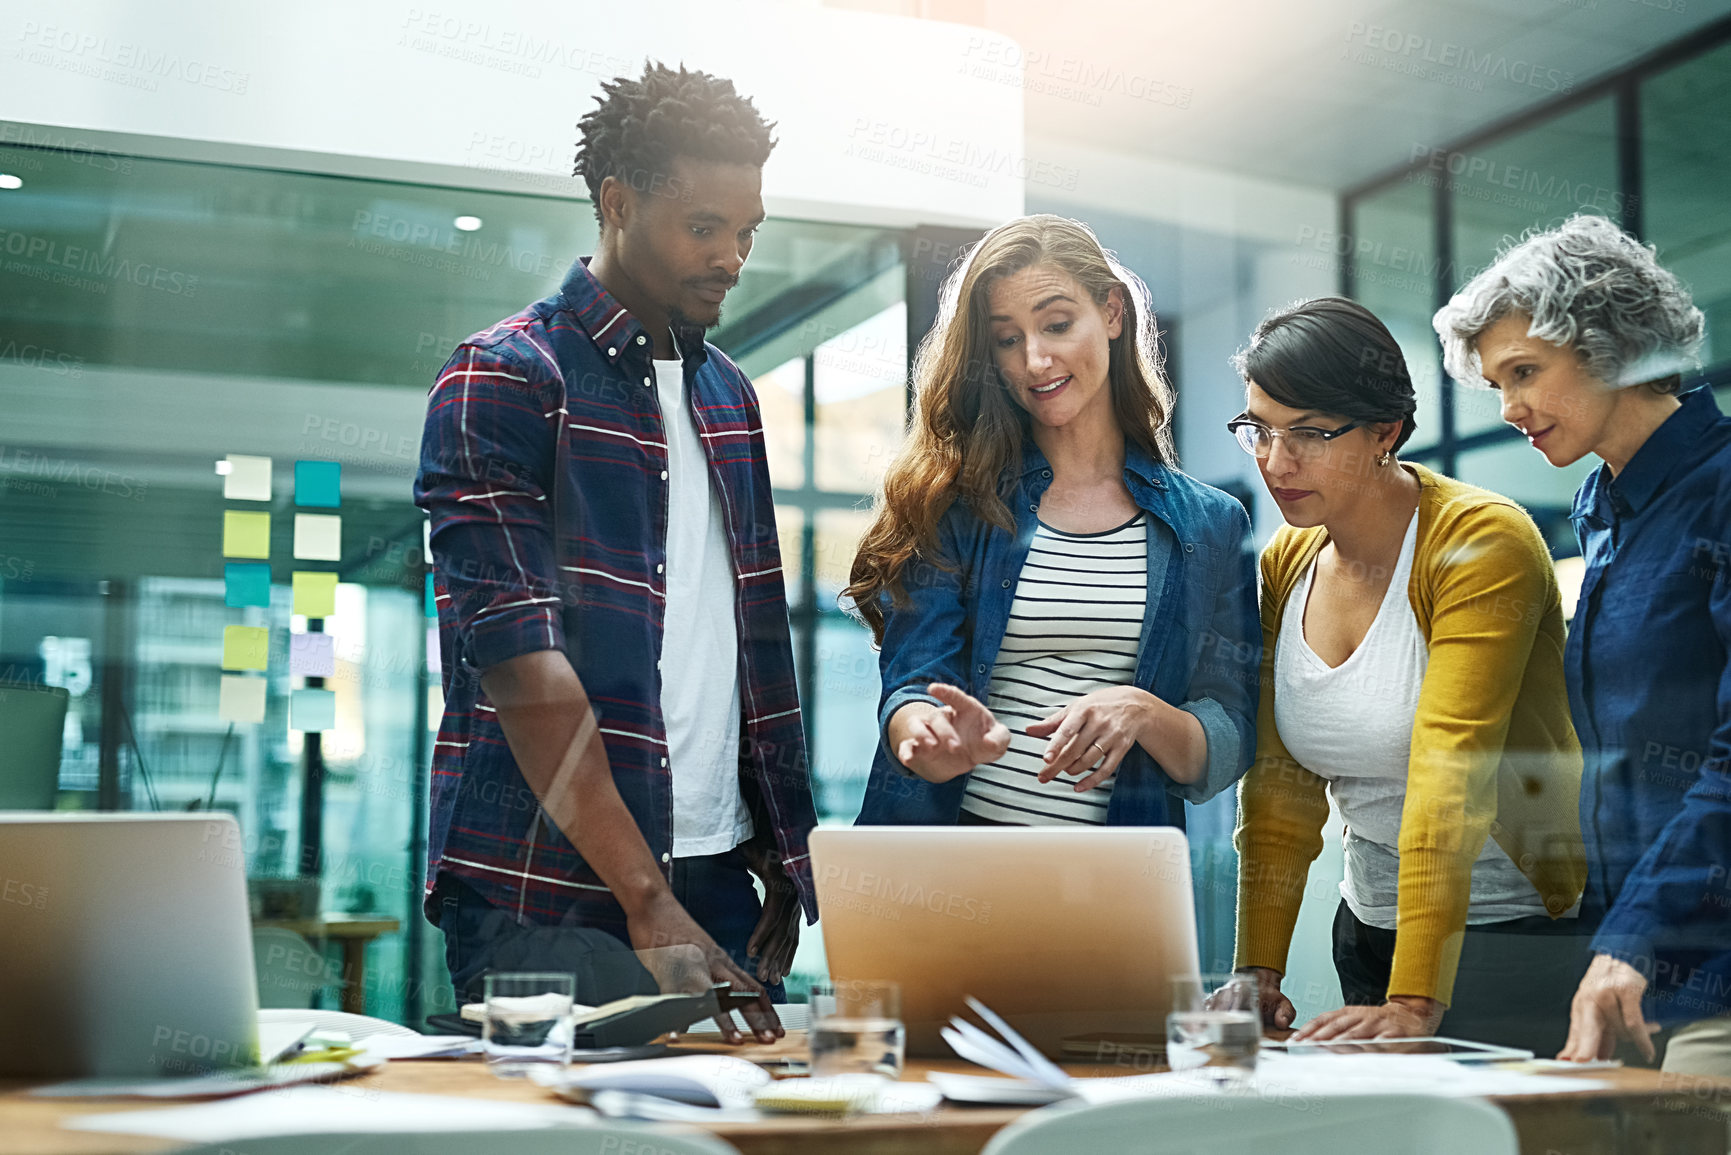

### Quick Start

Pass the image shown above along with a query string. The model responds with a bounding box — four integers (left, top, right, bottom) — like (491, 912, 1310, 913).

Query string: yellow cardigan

(1233, 464, 1586, 1004)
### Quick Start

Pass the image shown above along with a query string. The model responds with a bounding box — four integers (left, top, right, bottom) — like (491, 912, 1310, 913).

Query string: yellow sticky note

(223, 511, 271, 559)
(292, 571, 338, 619)
(221, 625, 270, 671)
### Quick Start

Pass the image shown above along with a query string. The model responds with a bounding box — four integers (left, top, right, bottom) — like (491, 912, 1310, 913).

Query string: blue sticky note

(424, 572, 437, 618)
(295, 460, 342, 508)
(225, 562, 272, 608)
(290, 687, 337, 732)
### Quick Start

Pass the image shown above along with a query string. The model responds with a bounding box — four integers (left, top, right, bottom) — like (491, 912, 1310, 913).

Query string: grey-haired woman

(1435, 213, 1731, 1076)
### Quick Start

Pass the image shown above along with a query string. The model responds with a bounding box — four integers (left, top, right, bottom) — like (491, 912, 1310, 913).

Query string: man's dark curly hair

(574, 62, 777, 226)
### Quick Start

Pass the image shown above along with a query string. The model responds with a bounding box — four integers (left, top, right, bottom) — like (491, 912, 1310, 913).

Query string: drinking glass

(1166, 972, 1260, 1083)
(482, 971, 575, 1077)
(808, 979, 905, 1078)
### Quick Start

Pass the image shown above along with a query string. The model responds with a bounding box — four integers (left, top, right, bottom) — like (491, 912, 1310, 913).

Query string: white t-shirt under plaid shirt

(960, 513, 1148, 825)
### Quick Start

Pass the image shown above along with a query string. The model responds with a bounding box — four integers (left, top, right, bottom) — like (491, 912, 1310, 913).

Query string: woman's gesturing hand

(1026, 686, 1155, 791)
(891, 683, 1012, 783)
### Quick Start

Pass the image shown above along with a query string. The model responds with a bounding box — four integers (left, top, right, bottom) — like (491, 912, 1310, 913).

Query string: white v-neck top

(653, 357, 752, 857)
(1272, 512, 1546, 929)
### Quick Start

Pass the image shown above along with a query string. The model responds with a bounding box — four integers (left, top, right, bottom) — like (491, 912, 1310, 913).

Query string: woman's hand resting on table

(1238, 966, 1297, 1031)
(1290, 995, 1445, 1041)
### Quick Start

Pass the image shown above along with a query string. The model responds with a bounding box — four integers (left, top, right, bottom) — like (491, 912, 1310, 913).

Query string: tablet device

(1263, 1036, 1533, 1062)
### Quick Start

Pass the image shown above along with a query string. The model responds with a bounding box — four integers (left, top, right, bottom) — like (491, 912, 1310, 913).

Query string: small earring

(1377, 450, 1393, 467)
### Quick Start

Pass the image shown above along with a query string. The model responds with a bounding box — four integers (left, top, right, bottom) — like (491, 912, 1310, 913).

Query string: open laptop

(0, 812, 261, 1077)
(812, 825, 1201, 1059)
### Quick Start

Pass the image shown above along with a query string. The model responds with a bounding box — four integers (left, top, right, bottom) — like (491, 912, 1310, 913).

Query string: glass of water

(482, 971, 575, 1077)
(808, 979, 905, 1078)
(1166, 973, 1260, 1083)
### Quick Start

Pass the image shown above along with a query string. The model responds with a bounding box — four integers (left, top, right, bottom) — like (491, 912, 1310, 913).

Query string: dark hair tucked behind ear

(1232, 296, 1419, 453)
(574, 62, 777, 226)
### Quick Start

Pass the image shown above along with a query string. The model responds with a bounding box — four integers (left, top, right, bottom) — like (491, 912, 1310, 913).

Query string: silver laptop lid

(812, 825, 1200, 1059)
(0, 812, 260, 1077)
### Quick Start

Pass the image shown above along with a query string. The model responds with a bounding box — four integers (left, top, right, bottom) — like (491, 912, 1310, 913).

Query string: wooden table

(5, 1034, 1730, 1155)
(254, 915, 401, 1015)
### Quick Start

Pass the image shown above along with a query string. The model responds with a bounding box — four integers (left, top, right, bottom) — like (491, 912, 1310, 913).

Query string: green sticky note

(223, 511, 271, 559)
(295, 460, 342, 508)
(424, 572, 436, 618)
(292, 571, 338, 619)
(221, 625, 270, 671)
(225, 562, 271, 608)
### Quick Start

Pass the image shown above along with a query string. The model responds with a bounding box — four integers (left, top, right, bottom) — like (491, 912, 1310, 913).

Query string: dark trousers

(435, 847, 783, 1009)
(1332, 898, 1593, 1057)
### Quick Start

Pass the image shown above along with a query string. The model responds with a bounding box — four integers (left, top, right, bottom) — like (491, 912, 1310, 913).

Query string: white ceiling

(838, 0, 1731, 191)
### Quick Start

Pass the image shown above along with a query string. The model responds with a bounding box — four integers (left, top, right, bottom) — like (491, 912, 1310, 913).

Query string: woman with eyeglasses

(846, 214, 1259, 831)
(1228, 296, 1587, 1054)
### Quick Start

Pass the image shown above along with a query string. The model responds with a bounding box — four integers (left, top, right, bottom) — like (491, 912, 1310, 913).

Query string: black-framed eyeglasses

(1225, 416, 1364, 460)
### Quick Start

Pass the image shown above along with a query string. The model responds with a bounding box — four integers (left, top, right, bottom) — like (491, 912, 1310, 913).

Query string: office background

(1, 0, 1727, 1028)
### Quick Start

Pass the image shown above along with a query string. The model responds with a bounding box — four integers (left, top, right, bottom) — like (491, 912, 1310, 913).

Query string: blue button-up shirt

(854, 440, 1260, 828)
(1568, 385, 1731, 1025)
(414, 257, 818, 933)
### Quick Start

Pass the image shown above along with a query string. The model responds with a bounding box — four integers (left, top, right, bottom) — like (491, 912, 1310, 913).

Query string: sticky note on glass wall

(225, 562, 271, 608)
(293, 513, 341, 561)
(289, 631, 335, 677)
(218, 675, 267, 724)
(223, 511, 271, 559)
(221, 625, 270, 671)
(291, 571, 338, 618)
(222, 455, 272, 501)
(295, 460, 342, 508)
(424, 572, 437, 618)
(290, 687, 336, 732)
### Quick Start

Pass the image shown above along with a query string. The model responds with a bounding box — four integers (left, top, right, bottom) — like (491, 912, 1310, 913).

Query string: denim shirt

(854, 440, 1261, 828)
(1567, 385, 1731, 1025)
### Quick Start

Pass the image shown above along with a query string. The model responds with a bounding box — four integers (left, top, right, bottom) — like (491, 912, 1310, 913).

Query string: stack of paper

(531, 1054, 771, 1109)
(930, 998, 1613, 1106)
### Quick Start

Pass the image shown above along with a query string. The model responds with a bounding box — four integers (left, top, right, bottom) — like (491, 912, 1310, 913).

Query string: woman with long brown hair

(847, 215, 1258, 828)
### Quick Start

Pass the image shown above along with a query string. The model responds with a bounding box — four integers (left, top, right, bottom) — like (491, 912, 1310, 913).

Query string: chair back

(981, 1092, 1519, 1155)
(0, 683, 69, 809)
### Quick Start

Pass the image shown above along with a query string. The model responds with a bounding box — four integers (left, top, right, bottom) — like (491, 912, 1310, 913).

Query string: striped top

(961, 514, 1148, 825)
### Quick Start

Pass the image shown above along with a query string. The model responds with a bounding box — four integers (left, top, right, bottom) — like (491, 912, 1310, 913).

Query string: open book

(928, 997, 1083, 1106)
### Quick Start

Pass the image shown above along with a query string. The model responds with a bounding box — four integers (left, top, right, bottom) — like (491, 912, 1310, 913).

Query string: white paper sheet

(66, 1087, 594, 1141)
(33, 1058, 383, 1100)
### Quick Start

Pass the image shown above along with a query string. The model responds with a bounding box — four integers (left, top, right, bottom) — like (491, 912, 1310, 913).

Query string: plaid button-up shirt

(414, 256, 817, 933)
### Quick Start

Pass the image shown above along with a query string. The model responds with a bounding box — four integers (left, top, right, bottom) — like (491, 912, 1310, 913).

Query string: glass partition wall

(1343, 27, 1731, 563)
(0, 136, 912, 1022)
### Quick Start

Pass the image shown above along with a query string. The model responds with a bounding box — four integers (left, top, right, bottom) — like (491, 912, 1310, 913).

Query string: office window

(0, 135, 912, 1021)
(1349, 178, 1444, 452)
(1643, 40, 1731, 372)
(1449, 98, 1619, 440)
(815, 302, 907, 493)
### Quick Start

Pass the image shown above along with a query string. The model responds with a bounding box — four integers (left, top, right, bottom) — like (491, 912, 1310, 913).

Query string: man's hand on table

(628, 890, 783, 1045)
